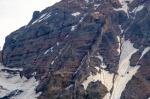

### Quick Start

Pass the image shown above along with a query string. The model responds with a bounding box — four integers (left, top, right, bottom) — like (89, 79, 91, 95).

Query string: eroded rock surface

(2, 0, 150, 99)
(0, 51, 2, 63)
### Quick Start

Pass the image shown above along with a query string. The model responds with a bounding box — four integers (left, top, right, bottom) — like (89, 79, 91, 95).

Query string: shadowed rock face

(0, 51, 2, 63)
(2, 0, 150, 99)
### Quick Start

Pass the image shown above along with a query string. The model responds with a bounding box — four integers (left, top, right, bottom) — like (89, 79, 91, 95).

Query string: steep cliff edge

(2, 0, 150, 99)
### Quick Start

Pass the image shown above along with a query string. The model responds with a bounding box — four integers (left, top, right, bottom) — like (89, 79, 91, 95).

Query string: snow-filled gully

(82, 40, 149, 99)
(81, 1, 150, 98)
(0, 63, 40, 99)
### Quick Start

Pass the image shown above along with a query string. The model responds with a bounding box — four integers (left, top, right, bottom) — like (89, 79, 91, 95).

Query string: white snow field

(0, 63, 41, 99)
(82, 40, 148, 99)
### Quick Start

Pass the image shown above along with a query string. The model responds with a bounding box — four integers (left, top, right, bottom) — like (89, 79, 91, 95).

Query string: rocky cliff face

(1, 0, 150, 99)
(0, 51, 2, 63)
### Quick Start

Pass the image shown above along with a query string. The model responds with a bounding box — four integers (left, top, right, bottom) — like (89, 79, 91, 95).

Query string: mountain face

(0, 51, 2, 63)
(1, 0, 150, 99)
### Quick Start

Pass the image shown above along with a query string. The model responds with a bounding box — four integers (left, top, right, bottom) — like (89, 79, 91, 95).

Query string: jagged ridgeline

(1, 0, 150, 99)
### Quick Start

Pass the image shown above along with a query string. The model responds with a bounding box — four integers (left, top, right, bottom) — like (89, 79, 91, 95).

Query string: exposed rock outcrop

(0, 51, 2, 63)
(2, 0, 150, 99)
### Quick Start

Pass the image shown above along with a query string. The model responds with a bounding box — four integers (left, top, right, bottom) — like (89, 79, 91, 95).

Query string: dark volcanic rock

(86, 81, 108, 99)
(2, 0, 150, 99)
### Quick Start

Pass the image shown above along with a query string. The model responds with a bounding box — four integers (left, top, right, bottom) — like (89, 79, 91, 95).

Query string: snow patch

(117, 36, 121, 54)
(32, 72, 37, 76)
(82, 53, 114, 90)
(139, 47, 150, 59)
(44, 49, 50, 55)
(83, 40, 141, 99)
(71, 25, 77, 31)
(32, 13, 51, 24)
(132, 5, 144, 13)
(79, 14, 87, 23)
(118, 40, 138, 75)
(110, 40, 139, 99)
(119, 25, 124, 33)
(82, 68, 114, 91)
(0, 66, 23, 71)
(95, 67, 100, 71)
(114, 0, 134, 15)
(51, 57, 58, 65)
(0, 63, 40, 99)
(56, 42, 60, 46)
(44, 47, 54, 55)
(95, 55, 107, 69)
(94, 4, 101, 10)
(65, 34, 69, 38)
(72, 12, 80, 16)
(114, 0, 129, 13)
(65, 84, 73, 90)
(71, 14, 87, 31)
(51, 60, 55, 65)
(110, 66, 140, 99)
(79, 17, 84, 23)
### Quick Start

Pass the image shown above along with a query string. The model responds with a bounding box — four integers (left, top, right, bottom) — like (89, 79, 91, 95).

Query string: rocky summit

(1, 0, 150, 99)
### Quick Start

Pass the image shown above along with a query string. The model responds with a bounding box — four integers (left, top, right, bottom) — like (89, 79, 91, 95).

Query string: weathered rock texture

(0, 51, 2, 62)
(2, 0, 150, 99)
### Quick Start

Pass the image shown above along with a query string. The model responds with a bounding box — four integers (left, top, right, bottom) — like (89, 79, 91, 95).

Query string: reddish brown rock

(2, 0, 150, 99)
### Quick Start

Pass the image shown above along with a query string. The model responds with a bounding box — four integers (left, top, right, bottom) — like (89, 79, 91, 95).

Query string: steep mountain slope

(0, 51, 2, 63)
(1, 0, 150, 99)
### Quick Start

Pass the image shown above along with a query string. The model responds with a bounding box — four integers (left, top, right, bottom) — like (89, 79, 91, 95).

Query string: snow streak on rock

(32, 13, 51, 25)
(114, 0, 134, 16)
(114, 0, 129, 13)
(72, 12, 81, 16)
(118, 40, 138, 75)
(132, 5, 144, 14)
(44, 47, 54, 55)
(139, 47, 150, 60)
(117, 36, 121, 54)
(104, 40, 141, 99)
(71, 25, 77, 31)
(95, 55, 107, 69)
(0, 65, 23, 72)
(82, 54, 114, 91)
(82, 69, 114, 91)
(0, 63, 40, 99)
(109, 40, 140, 99)
(82, 40, 142, 99)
